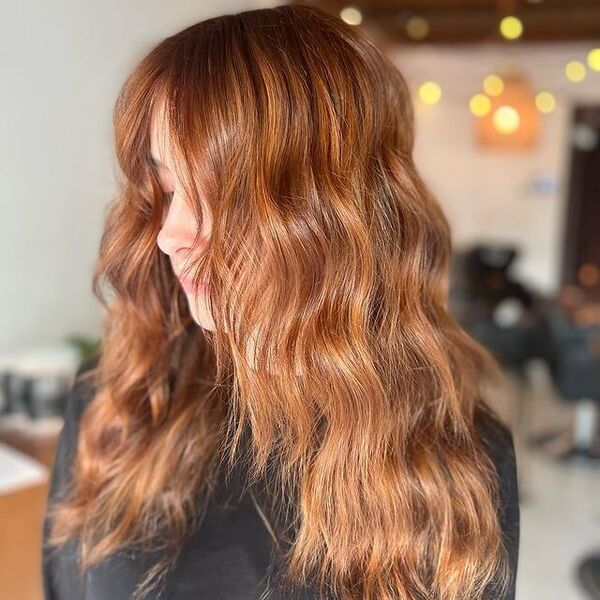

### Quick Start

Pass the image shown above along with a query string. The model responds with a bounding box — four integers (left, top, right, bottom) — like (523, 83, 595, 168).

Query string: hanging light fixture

(473, 68, 540, 149)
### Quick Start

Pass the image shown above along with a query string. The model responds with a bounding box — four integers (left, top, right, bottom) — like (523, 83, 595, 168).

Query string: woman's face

(150, 111, 216, 332)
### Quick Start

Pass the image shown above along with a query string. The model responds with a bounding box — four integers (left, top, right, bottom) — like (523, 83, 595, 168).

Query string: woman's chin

(187, 293, 216, 331)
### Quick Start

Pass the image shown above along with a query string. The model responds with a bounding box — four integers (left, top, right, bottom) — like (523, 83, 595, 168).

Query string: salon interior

(1, 1, 599, 598)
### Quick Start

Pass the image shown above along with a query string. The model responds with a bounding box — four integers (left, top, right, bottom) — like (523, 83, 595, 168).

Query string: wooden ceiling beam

(375, 6, 600, 43)
(292, 1, 600, 43)
(353, 0, 599, 10)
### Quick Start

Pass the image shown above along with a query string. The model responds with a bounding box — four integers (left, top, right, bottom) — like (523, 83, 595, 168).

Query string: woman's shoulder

(48, 353, 100, 492)
(473, 405, 519, 530)
(474, 405, 520, 600)
(473, 406, 518, 498)
(66, 353, 101, 420)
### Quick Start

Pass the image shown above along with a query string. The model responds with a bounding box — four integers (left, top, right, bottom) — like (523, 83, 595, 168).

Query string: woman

(42, 5, 519, 600)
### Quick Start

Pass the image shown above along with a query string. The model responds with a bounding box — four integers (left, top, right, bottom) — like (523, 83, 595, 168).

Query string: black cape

(41, 357, 519, 600)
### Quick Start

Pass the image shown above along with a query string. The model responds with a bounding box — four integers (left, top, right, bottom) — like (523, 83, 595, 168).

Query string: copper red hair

(45, 6, 509, 600)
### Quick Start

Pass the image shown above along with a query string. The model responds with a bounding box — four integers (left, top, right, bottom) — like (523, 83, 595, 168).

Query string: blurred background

(1, 1, 599, 598)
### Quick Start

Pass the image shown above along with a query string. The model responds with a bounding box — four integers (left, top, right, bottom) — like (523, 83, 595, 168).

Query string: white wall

(391, 41, 600, 294)
(2, 2, 598, 353)
(0, 0, 270, 353)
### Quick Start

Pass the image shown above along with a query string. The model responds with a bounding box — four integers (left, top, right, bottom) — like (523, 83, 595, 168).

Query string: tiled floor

(488, 360, 600, 600)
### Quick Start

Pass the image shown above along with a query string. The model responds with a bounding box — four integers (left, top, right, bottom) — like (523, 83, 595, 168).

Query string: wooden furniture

(0, 420, 61, 600)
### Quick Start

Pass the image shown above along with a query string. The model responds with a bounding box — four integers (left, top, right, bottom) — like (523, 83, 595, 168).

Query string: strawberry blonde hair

(45, 5, 510, 600)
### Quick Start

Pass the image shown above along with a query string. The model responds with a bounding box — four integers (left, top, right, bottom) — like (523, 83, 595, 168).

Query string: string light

(418, 81, 442, 105)
(499, 16, 523, 40)
(469, 94, 492, 117)
(587, 48, 600, 71)
(483, 75, 504, 96)
(579, 263, 599, 287)
(408, 49, 597, 116)
(339, 6, 362, 26)
(406, 16, 430, 40)
(565, 60, 586, 82)
(535, 91, 556, 113)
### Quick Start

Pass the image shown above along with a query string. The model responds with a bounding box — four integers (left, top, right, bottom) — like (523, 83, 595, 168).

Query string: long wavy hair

(45, 5, 510, 600)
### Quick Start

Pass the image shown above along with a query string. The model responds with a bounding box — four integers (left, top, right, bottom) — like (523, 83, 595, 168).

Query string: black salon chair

(449, 243, 552, 446)
(544, 307, 600, 461)
(577, 551, 600, 599)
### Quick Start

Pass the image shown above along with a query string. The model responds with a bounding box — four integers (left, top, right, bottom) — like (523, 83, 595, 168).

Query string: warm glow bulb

(578, 263, 599, 287)
(406, 16, 430, 40)
(418, 81, 442, 105)
(469, 94, 492, 117)
(587, 48, 600, 71)
(499, 16, 523, 40)
(339, 6, 362, 26)
(535, 91, 556, 113)
(483, 75, 504, 96)
(565, 61, 586, 82)
(493, 106, 520, 134)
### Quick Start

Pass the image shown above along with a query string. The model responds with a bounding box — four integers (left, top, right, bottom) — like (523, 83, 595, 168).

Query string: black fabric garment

(41, 357, 520, 600)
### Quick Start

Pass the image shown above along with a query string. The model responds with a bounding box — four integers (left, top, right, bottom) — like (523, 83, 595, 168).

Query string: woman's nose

(156, 196, 198, 258)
